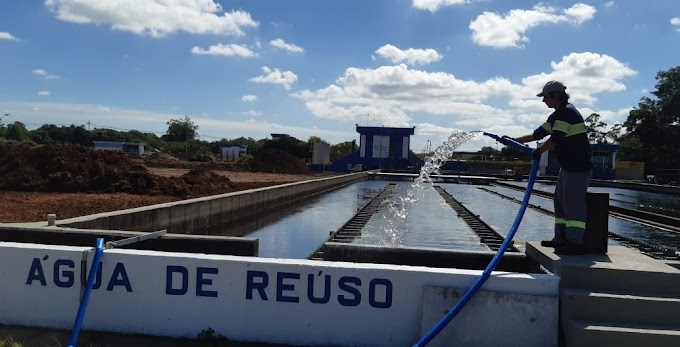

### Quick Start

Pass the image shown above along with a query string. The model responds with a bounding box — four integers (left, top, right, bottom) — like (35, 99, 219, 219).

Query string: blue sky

(1, 0, 679, 152)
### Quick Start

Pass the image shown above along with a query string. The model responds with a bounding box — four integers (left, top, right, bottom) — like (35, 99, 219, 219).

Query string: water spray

(413, 131, 538, 347)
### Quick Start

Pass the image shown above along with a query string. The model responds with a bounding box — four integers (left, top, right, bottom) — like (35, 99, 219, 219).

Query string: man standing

(513, 81, 593, 255)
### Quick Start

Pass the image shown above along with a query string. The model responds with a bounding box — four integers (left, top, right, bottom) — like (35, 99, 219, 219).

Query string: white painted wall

(0, 242, 559, 346)
(312, 142, 331, 165)
(372, 135, 389, 159)
(402, 136, 410, 159)
(360, 134, 366, 158)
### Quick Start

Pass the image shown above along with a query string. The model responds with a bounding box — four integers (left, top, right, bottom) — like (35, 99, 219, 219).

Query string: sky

(1, 0, 679, 152)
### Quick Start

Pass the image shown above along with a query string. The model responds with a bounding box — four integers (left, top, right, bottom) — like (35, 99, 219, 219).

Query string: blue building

(329, 125, 424, 171)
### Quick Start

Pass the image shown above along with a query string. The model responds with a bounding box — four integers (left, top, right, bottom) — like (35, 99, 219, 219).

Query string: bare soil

(0, 142, 335, 223)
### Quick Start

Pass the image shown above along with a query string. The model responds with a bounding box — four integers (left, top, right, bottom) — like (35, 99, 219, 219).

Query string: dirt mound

(0, 142, 236, 198)
(249, 149, 309, 174)
(179, 169, 236, 196)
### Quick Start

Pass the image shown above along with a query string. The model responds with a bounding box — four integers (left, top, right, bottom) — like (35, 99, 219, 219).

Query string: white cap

(537, 80, 567, 97)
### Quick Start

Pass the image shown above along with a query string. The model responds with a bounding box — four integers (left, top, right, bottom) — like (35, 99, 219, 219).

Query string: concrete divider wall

(0, 242, 559, 346)
(59, 173, 367, 233)
(0, 226, 259, 256)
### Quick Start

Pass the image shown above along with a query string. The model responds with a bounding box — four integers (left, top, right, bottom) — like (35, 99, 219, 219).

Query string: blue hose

(413, 133, 539, 347)
(68, 238, 105, 347)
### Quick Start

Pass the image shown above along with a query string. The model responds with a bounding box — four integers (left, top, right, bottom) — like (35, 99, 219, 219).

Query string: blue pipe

(68, 238, 105, 347)
(413, 132, 539, 347)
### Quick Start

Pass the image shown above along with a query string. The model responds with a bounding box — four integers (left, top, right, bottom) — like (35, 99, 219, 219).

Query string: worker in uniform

(512, 80, 593, 255)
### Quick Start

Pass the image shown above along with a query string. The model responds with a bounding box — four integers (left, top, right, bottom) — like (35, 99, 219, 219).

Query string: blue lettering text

(307, 273, 331, 304)
(276, 272, 300, 303)
(54, 259, 74, 288)
(246, 270, 269, 300)
(26, 258, 46, 286)
(338, 276, 361, 307)
(196, 267, 218, 297)
(246, 270, 392, 308)
(166, 266, 188, 295)
(106, 263, 132, 292)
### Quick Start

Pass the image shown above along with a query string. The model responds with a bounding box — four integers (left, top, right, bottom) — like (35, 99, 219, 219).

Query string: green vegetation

(0, 338, 21, 347)
(0, 115, 356, 164)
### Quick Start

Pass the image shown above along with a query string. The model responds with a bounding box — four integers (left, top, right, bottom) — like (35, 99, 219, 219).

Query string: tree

(0, 113, 8, 139)
(476, 146, 501, 160)
(261, 136, 308, 159)
(605, 123, 623, 144)
(500, 146, 528, 159)
(330, 141, 357, 161)
(585, 113, 608, 144)
(5, 121, 31, 141)
(163, 115, 198, 142)
(615, 133, 644, 162)
(623, 66, 680, 173)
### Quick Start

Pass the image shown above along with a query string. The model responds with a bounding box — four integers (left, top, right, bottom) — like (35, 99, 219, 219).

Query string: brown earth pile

(0, 142, 236, 198)
(247, 149, 309, 174)
(0, 142, 326, 223)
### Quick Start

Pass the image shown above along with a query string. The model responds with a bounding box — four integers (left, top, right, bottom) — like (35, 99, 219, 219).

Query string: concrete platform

(526, 242, 680, 294)
(525, 242, 680, 346)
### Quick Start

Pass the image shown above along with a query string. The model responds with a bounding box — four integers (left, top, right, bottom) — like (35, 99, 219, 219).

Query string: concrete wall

(0, 242, 559, 346)
(0, 226, 259, 256)
(57, 173, 367, 233)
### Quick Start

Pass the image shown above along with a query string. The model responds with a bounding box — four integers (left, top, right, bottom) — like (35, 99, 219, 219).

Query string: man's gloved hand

(531, 148, 542, 160)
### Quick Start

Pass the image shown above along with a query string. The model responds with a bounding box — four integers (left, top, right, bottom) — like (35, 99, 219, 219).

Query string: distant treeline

(0, 116, 357, 162)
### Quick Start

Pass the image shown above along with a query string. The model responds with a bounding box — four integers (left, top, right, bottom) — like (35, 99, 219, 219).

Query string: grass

(0, 338, 22, 347)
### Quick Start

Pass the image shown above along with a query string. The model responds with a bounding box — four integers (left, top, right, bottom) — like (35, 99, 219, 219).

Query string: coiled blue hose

(68, 238, 105, 347)
(413, 133, 539, 347)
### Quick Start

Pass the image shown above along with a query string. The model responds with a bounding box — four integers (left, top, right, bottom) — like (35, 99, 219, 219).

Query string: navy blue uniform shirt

(533, 103, 593, 172)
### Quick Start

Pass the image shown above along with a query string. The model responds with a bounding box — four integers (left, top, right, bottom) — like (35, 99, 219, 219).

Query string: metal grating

(307, 183, 397, 260)
(434, 186, 519, 252)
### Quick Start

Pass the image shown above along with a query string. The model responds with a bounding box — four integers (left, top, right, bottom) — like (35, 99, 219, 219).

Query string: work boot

(540, 239, 567, 248)
(555, 242, 586, 255)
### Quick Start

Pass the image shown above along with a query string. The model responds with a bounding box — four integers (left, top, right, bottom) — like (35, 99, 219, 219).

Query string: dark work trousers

(553, 169, 592, 245)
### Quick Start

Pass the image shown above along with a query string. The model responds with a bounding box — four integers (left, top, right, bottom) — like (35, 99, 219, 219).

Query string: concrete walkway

(526, 242, 680, 347)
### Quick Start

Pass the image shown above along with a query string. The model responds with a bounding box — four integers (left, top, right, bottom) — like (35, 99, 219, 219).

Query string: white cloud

(521, 52, 637, 105)
(32, 69, 60, 79)
(293, 51, 635, 132)
(604, 2, 615, 8)
(375, 44, 442, 66)
(564, 3, 597, 25)
(293, 64, 516, 127)
(0, 32, 18, 40)
(242, 110, 262, 117)
(412, 0, 469, 13)
(469, 3, 596, 48)
(249, 66, 298, 90)
(270, 38, 304, 53)
(44, 0, 258, 38)
(672, 17, 680, 31)
(38, 91, 51, 96)
(415, 123, 463, 137)
(242, 95, 257, 102)
(191, 44, 258, 58)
